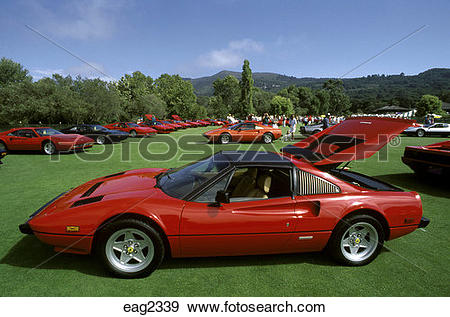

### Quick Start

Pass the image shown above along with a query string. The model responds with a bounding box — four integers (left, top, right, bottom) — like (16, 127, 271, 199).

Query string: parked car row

(0, 116, 232, 156)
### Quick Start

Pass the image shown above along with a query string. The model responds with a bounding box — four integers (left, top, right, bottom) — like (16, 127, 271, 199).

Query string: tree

(322, 79, 351, 114)
(0, 57, 32, 87)
(297, 87, 319, 115)
(239, 59, 254, 117)
(154, 74, 197, 118)
(270, 95, 293, 115)
(415, 94, 443, 117)
(253, 87, 273, 115)
(212, 75, 240, 117)
(116, 71, 154, 102)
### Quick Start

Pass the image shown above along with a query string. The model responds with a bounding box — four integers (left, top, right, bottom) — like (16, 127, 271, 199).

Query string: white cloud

(25, 0, 127, 40)
(197, 39, 264, 69)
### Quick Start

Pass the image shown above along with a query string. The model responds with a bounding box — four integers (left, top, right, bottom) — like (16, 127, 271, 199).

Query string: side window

(297, 169, 340, 195)
(12, 129, 36, 138)
(193, 174, 231, 203)
(240, 123, 255, 130)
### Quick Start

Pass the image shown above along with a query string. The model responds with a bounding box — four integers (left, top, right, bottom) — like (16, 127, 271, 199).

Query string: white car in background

(300, 123, 336, 135)
(404, 123, 450, 137)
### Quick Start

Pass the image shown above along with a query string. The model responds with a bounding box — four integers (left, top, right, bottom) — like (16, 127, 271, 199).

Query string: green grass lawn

(0, 127, 449, 296)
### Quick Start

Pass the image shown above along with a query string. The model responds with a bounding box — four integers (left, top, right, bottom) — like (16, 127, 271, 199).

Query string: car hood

(172, 115, 183, 121)
(35, 168, 167, 217)
(282, 117, 414, 167)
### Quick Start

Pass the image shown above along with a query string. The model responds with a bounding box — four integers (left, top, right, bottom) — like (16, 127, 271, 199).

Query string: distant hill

(186, 69, 450, 103)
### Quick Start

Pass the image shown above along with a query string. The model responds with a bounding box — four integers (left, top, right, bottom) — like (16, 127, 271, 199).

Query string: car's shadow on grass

(2, 236, 350, 277)
(374, 173, 449, 198)
(0, 236, 110, 278)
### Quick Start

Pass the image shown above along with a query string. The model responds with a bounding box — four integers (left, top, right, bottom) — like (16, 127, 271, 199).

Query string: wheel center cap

(127, 246, 134, 253)
(355, 238, 361, 244)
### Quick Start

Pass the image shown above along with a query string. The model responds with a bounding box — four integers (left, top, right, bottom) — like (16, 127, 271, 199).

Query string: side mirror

(208, 190, 230, 207)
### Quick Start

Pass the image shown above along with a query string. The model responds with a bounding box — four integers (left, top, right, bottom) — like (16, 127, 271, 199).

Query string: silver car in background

(403, 123, 450, 137)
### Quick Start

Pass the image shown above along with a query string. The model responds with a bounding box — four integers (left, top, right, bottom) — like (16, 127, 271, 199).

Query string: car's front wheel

(42, 141, 56, 155)
(97, 218, 165, 278)
(329, 214, 384, 266)
(96, 135, 106, 145)
(219, 133, 231, 144)
(416, 129, 425, 137)
(129, 130, 137, 137)
(0, 141, 7, 152)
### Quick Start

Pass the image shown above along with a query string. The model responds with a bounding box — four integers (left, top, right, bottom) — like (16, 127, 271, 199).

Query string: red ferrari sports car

(0, 127, 94, 155)
(402, 140, 450, 176)
(203, 122, 282, 144)
(104, 122, 156, 137)
(139, 122, 175, 134)
(19, 117, 428, 278)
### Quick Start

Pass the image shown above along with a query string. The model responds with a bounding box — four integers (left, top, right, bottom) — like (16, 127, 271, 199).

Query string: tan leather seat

(247, 174, 271, 199)
(232, 168, 257, 197)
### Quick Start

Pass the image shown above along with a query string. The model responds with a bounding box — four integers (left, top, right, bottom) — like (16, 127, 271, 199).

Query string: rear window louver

(71, 195, 104, 208)
(103, 171, 125, 179)
(298, 169, 340, 195)
(80, 181, 103, 198)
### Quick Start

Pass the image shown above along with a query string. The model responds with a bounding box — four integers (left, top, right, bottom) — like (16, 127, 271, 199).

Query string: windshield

(35, 128, 63, 136)
(127, 123, 139, 127)
(158, 154, 230, 199)
(92, 125, 108, 131)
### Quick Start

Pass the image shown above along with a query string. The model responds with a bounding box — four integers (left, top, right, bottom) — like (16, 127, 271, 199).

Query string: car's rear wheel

(96, 135, 106, 145)
(42, 141, 56, 155)
(262, 132, 273, 144)
(416, 129, 425, 137)
(219, 133, 231, 144)
(329, 214, 384, 266)
(130, 130, 137, 137)
(97, 218, 165, 278)
(0, 141, 7, 152)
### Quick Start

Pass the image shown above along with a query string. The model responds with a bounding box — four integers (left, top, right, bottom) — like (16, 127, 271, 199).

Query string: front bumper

(418, 217, 430, 228)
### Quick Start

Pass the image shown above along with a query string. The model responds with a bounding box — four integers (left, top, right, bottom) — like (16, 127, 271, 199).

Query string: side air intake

(103, 171, 125, 179)
(71, 196, 104, 208)
(80, 182, 103, 198)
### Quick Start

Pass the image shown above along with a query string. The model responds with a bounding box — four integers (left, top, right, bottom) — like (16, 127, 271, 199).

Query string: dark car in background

(60, 124, 129, 144)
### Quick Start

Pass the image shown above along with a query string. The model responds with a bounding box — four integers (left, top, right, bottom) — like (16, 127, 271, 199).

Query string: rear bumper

(19, 222, 33, 234)
(418, 216, 430, 228)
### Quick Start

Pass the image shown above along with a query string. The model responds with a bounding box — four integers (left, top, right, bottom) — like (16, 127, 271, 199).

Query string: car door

(180, 166, 298, 257)
(7, 129, 38, 150)
(291, 168, 342, 252)
(236, 123, 259, 141)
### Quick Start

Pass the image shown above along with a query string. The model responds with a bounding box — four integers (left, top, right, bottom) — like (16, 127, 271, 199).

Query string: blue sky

(1, 0, 449, 81)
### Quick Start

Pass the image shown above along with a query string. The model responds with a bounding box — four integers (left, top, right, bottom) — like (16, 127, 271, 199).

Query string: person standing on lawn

(322, 113, 330, 130)
(289, 114, 297, 140)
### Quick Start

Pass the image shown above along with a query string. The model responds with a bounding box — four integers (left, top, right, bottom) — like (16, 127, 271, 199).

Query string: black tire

(219, 133, 231, 144)
(129, 130, 137, 137)
(42, 141, 57, 155)
(96, 218, 165, 278)
(0, 141, 8, 152)
(328, 214, 384, 266)
(96, 135, 107, 145)
(262, 132, 274, 144)
(313, 129, 321, 134)
(416, 129, 425, 137)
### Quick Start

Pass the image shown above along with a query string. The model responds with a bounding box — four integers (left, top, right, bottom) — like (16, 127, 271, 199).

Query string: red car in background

(18, 117, 428, 278)
(166, 119, 190, 128)
(204, 122, 282, 144)
(0, 127, 94, 155)
(139, 122, 175, 134)
(185, 120, 202, 127)
(196, 120, 210, 126)
(104, 122, 156, 137)
(159, 120, 182, 130)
